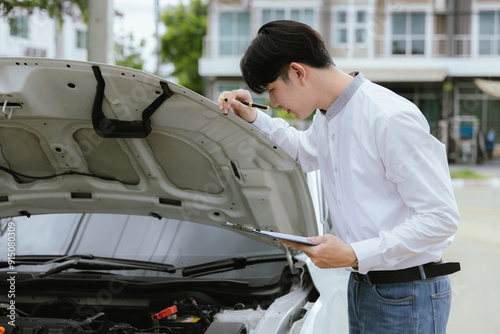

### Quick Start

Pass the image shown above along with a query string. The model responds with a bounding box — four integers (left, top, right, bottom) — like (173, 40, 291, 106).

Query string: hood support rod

(91, 65, 173, 138)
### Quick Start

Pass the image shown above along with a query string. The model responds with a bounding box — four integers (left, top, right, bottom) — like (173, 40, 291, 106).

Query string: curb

(452, 178, 500, 189)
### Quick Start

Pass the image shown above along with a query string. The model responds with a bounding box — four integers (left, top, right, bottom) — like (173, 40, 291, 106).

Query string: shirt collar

(323, 71, 365, 121)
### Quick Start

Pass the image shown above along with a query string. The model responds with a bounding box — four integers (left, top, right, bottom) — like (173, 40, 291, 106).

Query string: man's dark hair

(240, 20, 334, 94)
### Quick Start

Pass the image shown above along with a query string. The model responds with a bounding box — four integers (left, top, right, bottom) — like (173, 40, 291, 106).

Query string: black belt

(351, 261, 461, 285)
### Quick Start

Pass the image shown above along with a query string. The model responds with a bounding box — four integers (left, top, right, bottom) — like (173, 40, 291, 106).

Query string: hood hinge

(284, 246, 299, 275)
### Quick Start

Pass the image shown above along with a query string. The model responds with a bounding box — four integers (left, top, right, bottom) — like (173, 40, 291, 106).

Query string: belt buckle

(353, 272, 370, 284)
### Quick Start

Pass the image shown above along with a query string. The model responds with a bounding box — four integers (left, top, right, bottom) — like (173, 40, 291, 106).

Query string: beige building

(0, 8, 88, 61)
(199, 0, 500, 162)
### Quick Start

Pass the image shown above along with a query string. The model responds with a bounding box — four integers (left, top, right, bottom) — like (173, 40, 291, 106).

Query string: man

(486, 129, 496, 159)
(219, 20, 460, 333)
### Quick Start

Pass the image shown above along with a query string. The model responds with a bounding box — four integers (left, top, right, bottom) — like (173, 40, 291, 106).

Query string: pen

(219, 98, 269, 111)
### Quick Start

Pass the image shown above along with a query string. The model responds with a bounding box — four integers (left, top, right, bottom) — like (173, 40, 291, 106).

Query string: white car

(0, 58, 348, 334)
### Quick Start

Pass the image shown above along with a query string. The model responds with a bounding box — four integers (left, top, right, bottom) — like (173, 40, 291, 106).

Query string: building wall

(200, 0, 500, 159)
(0, 8, 87, 60)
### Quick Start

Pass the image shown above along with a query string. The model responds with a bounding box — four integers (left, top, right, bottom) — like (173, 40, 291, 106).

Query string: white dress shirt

(252, 72, 460, 274)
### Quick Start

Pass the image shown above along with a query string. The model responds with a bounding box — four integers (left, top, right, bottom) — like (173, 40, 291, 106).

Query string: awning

(356, 68, 447, 82)
(337, 60, 447, 82)
(474, 79, 500, 99)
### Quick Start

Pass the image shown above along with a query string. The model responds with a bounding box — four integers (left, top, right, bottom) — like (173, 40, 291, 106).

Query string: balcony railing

(203, 35, 250, 58)
(204, 34, 474, 59)
(432, 34, 471, 57)
(373, 34, 472, 58)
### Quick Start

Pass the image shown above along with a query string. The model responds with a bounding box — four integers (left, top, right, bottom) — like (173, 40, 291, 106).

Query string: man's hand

(218, 89, 258, 123)
(280, 234, 358, 269)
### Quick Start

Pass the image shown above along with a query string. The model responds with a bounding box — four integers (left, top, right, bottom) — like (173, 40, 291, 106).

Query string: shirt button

(331, 134, 335, 141)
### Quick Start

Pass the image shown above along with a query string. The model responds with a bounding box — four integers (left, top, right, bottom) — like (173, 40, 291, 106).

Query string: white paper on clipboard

(223, 222, 319, 246)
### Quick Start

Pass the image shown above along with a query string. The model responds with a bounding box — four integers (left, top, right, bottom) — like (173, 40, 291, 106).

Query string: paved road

(445, 185, 500, 333)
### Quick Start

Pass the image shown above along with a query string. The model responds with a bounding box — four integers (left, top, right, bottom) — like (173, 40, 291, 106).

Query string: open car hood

(0, 58, 318, 243)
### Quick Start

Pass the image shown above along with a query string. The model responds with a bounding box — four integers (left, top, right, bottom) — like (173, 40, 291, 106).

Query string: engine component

(158, 315, 206, 334)
(204, 322, 247, 334)
(213, 308, 265, 331)
(0, 316, 99, 334)
(151, 305, 178, 321)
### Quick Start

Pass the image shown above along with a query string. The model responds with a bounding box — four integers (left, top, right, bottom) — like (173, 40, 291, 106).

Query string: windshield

(0, 213, 284, 268)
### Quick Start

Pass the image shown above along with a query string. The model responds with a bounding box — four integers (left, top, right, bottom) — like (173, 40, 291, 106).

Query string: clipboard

(223, 222, 319, 246)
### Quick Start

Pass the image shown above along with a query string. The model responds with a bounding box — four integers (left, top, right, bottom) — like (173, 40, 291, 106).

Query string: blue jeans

(348, 274, 452, 334)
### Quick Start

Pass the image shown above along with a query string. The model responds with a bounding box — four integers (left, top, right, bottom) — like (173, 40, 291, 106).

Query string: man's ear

(289, 62, 307, 85)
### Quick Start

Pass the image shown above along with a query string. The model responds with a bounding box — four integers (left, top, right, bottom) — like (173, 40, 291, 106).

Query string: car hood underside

(0, 58, 318, 245)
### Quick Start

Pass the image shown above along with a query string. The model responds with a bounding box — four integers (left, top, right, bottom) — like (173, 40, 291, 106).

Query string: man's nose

(269, 96, 279, 108)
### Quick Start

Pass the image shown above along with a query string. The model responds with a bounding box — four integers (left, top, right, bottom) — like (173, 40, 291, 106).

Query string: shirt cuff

(350, 237, 382, 274)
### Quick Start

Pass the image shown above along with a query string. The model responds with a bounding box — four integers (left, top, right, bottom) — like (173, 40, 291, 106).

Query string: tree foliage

(115, 33, 145, 70)
(161, 0, 207, 94)
(0, 0, 88, 25)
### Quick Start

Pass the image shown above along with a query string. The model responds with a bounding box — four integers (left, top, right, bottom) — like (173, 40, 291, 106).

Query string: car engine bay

(0, 265, 318, 334)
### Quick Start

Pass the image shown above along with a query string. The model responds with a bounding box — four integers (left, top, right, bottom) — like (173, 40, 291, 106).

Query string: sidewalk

(448, 157, 500, 188)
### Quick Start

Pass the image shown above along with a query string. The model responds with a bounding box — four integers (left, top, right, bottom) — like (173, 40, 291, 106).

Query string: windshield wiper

(2, 254, 176, 278)
(180, 254, 287, 277)
(0, 254, 96, 266)
(38, 259, 156, 278)
(3, 254, 288, 278)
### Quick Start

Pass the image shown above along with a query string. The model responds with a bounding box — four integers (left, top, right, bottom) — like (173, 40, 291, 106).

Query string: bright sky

(113, 0, 187, 73)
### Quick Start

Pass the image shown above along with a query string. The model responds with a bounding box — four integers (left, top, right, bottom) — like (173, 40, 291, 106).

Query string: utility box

(450, 116, 480, 163)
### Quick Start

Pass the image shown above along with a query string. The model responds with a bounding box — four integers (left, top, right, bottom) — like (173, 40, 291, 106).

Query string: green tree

(0, 0, 88, 25)
(161, 0, 207, 94)
(115, 33, 145, 70)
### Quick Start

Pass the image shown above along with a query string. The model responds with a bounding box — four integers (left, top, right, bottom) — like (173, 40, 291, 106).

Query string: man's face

(266, 70, 315, 120)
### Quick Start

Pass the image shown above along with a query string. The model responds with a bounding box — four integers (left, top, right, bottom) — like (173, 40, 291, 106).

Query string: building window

(391, 12, 425, 55)
(76, 30, 88, 49)
(334, 10, 347, 44)
(261, 8, 315, 28)
(355, 10, 367, 43)
(262, 9, 285, 23)
(9, 16, 28, 38)
(333, 8, 368, 45)
(291, 9, 314, 26)
(219, 12, 250, 56)
(478, 10, 500, 55)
